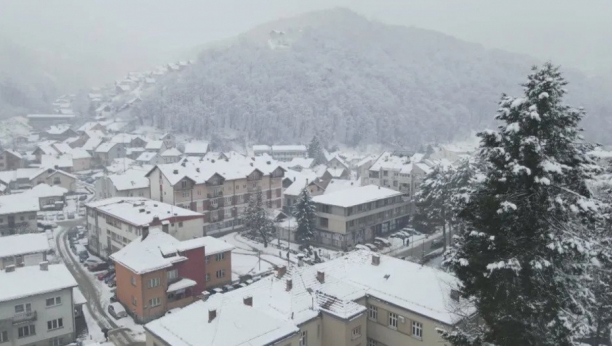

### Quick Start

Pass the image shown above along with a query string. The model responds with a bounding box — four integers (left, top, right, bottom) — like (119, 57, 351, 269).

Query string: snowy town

(1, 3, 612, 346)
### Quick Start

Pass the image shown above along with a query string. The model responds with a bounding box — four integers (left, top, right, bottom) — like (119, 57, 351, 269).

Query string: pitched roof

(86, 197, 201, 226)
(145, 140, 164, 150)
(0, 233, 50, 258)
(312, 185, 401, 208)
(108, 170, 149, 191)
(0, 264, 77, 303)
(160, 148, 182, 157)
(0, 194, 40, 215)
(184, 141, 209, 154)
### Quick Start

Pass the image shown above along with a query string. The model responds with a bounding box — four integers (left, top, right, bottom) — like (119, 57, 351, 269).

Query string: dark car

(88, 262, 109, 272)
(430, 238, 445, 249)
(79, 194, 87, 201)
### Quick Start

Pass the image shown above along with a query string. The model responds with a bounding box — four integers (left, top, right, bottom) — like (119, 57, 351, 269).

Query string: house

(0, 168, 76, 193)
(145, 140, 165, 153)
(0, 263, 78, 346)
(77, 122, 106, 134)
(126, 147, 146, 160)
(159, 148, 182, 164)
(146, 155, 285, 236)
(0, 233, 49, 269)
(26, 114, 75, 130)
(324, 179, 361, 195)
(327, 154, 349, 170)
(326, 167, 350, 180)
(0, 150, 24, 171)
(184, 141, 209, 157)
(85, 197, 205, 258)
(282, 175, 325, 214)
(32, 144, 59, 163)
(43, 125, 78, 141)
(286, 157, 314, 171)
(94, 142, 124, 167)
(145, 251, 474, 346)
(41, 155, 74, 172)
(70, 149, 92, 172)
(0, 194, 40, 236)
(311, 185, 410, 250)
(356, 156, 375, 179)
(136, 152, 158, 165)
(110, 227, 233, 323)
(252, 145, 271, 156)
(95, 169, 150, 199)
(37, 169, 78, 192)
(365, 152, 432, 200)
(255, 145, 308, 161)
(23, 184, 68, 211)
(110, 134, 148, 149)
(160, 133, 175, 149)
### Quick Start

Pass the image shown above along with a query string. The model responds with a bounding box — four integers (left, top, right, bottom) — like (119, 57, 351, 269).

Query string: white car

(108, 302, 127, 319)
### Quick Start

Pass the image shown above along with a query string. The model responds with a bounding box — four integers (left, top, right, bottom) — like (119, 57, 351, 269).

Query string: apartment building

(0, 195, 39, 236)
(311, 185, 410, 251)
(144, 251, 473, 346)
(364, 152, 431, 200)
(26, 114, 75, 130)
(146, 155, 285, 235)
(85, 197, 204, 258)
(110, 227, 233, 323)
(253, 145, 307, 162)
(0, 263, 78, 346)
(95, 170, 150, 199)
(0, 233, 49, 269)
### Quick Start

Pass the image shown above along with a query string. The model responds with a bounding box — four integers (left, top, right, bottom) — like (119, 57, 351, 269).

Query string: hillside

(136, 8, 612, 148)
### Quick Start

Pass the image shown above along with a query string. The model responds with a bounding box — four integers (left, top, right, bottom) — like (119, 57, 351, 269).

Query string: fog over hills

(136, 9, 612, 148)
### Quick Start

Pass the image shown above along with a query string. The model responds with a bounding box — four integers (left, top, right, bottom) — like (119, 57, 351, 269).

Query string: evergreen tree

(308, 135, 326, 165)
(415, 164, 453, 251)
(244, 189, 273, 247)
(294, 188, 317, 245)
(445, 63, 606, 346)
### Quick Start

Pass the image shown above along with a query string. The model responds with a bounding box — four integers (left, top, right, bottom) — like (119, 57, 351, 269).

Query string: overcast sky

(1, 0, 610, 87)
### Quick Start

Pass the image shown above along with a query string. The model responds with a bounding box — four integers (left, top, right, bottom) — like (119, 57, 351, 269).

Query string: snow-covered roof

(106, 121, 129, 132)
(136, 152, 157, 162)
(82, 136, 103, 151)
(24, 183, 68, 198)
(70, 148, 92, 159)
(312, 185, 401, 208)
(78, 122, 105, 132)
(52, 142, 73, 154)
(3, 149, 22, 159)
(110, 229, 187, 274)
(284, 175, 319, 197)
(45, 124, 72, 135)
(253, 145, 271, 151)
(36, 144, 59, 156)
(86, 197, 202, 226)
(167, 278, 196, 293)
(73, 287, 87, 305)
(94, 142, 119, 153)
(271, 145, 306, 152)
(324, 179, 361, 195)
(110, 133, 143, 144)
(159, 236, 234, 257)
(108, 169, 149, 191)
(184, 141, 209, 154)
(0, 233, 50, 258)
(145, 140, 164, 150)
(0, 194, 40, 215)
(27, 114, 75, 119)
(41, 154, 73, 169)
(326, 167, 346, 178)
(287, 157, 314, 169)
(160, 148, 182, 157)
(0, 264, 77, 303)
(328, 154, 349, 168)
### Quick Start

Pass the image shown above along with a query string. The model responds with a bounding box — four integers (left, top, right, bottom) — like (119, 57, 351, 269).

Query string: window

(299, 331, 307, 346)
(368, 305, 378, 320)
(215, 253, 225, 261)
(412, 321, 423, 338)
(131, 276, 137, 286)
(28, 214, 35, 220)
(148, 277, 160, 288)
(18, 325, 35, 338)
(319, 217, 328, 228)
(132, 296, 137, 306)
(206, 273, 211, 282)
(389, 312, 398, 329)
(167, 269, 178, 281)
(216, 269, 225, 278)
(50, 337, 64, 346)
(14, 303, 31, 313)
(178, 222, 183, 227)
(47, 318, 63, 331)
(148, 297, 161, 307)
(0, 331, 8, 344)
(46, 297, 61, 307)
(53, 177, 61, 184)
(352, 326, 362, 340)
(367, 338, 380, 346)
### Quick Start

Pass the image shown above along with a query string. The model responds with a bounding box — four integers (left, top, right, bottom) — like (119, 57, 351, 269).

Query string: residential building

(41, 155, 74, 173)
(159, 148, 182, 164)
(364, 152, 431, 200)
(323, 179, 361, 195)
(0, 150, 24, 172)
(159, 133, 175, 149)
(85, 197, 205, 258)
(110, 227, 233, 323)
(285, 157, 314, 171)
(0, 168, 77, 193)
(95, 170, 150, 199)
(0, 233, 49, 269)
(26, 114, 75, 130)
(184, 142, 209, 157)
(23, 184, 67, 210)
(428, 144, 472, 163)
(70, 149, 93, 172)
(311, 185, 410, 250)
(327, 154, 349, 170)
(253, 145, 307, 162)
(144, 251, 473, 346)
(136, 152, 158, 165)
(146, 155, 285, 236)
(283, 175, 325, 214)
(0, 194, 39, 236)
(94, 142, 125, 167)
(145, 141, 165, 153)
(0, 263, 78, 346)
(43, 125, 77, 141)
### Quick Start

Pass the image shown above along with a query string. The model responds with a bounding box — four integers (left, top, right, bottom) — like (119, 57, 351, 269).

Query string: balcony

(12, 311, 37, 325)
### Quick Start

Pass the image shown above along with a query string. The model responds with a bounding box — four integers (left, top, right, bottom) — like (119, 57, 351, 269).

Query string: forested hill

(136, 8, 612, 148)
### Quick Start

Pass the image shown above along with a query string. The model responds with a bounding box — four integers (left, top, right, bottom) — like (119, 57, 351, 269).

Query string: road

(391, 232, 449, 259)
(55, 222, 143, 346)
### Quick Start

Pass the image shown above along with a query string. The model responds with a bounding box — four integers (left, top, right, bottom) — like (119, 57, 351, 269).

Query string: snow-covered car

(56, 214, 66, 221)
(108, 302, 127, 319)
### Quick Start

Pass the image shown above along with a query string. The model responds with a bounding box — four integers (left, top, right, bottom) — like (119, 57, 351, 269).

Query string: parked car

(56, 214, 66, 221)
(67, 212, 75, 219)
(108, 302, 127, 319)
(87, 262, 109, 272)
(79, 194, 87, 201)
(430, 238, 445, 249)
(36, 214, 45, 221)
(105, 273, 116, 285)
(107, 279, 116, 288)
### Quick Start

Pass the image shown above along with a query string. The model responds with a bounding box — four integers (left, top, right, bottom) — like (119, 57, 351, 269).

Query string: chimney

(39, 261, 49, 271)
(277, 266, 287, 278)
(142, 225, 150, 240)
(286, 279, 293, 291)
(196, 168, 200, 173)
(5, 265, 15, 273)
(243, 295, 253, 306)
(316, 270, 325, 283)
(152, 216, 160, 224)
(173, 169, 178, 174)
(372, 254, 381, 266)
(208, 308, 216, 322)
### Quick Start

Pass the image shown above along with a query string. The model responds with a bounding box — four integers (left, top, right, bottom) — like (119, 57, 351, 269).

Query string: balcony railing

(12, 311, 37, 325)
